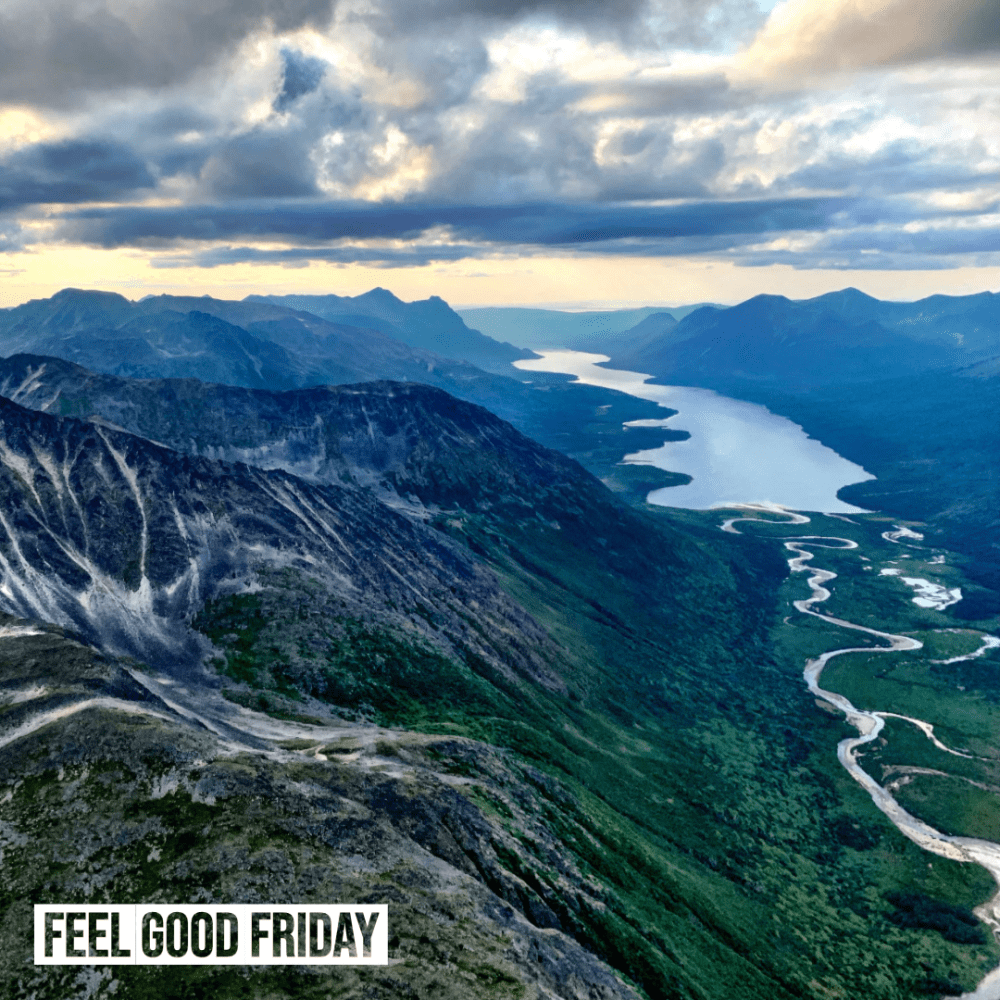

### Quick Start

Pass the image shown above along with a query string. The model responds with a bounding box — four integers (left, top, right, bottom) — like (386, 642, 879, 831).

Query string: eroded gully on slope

(723, 504, 1000, 1000)
(4, 495, 1000, 994)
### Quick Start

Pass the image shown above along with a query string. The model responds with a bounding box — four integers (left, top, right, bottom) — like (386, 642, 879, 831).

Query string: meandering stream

(725, 505, 1000, 999)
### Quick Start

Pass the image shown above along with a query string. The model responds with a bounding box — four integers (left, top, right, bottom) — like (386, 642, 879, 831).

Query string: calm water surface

(514, 351, 874, 513)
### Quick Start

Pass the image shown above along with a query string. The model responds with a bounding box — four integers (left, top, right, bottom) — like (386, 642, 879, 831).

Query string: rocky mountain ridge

(248, 288, 534, 372)
(0, 390, 565, 696)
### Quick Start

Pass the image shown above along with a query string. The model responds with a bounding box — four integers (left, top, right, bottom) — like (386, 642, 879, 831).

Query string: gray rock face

(0, 355, 670, 573)
(0, 392, 561, 691)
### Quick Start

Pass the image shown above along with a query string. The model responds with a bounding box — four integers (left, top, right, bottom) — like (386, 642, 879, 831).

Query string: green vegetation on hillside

(194, 504, 1000, 999)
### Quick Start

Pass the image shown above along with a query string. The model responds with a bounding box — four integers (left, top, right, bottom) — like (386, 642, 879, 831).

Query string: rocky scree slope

(0, 352, 685, 512)
(0, 392, 561, 696)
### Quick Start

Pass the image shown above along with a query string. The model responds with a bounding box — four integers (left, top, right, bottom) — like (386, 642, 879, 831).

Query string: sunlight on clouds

(352, 129, 434, 200)
(925, 188, 1000, 211)
(737, 0, 997, 80)
(477, 26, 653, 103)
(0, 109, 61, 152)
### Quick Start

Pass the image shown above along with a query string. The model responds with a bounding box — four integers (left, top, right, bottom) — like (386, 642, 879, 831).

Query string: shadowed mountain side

(614, 288, 1000, 389)
(0, 393, 562, 687)
(0, 288, 503, 391)
(247, 288, 535, 372)
(0, 353, 684, 505)
(457, 305, 716, 350)
(571, 310, 678, 356)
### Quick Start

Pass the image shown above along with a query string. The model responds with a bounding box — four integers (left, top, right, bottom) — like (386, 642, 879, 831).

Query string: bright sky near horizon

(0, 0, 998, 309)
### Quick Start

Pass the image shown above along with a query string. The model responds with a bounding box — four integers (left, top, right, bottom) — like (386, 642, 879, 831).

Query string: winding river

(724, 505, 1000, 999)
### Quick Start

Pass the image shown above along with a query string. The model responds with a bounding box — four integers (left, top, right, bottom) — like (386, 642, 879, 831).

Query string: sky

(0, 0, 998, 309)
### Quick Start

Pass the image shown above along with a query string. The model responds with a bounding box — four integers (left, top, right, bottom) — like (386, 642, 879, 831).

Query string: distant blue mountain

(248, 288, 534, 372)
(0, 288, 514, 390)
(615, 288, 1000, 387)
(457, 304, 716, 350)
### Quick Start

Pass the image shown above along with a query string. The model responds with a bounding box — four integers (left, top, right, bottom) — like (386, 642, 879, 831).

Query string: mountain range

(1, 285, 998, 999)
(0, 288, 689, 500)
(248, 288, 533, 372)
(608, 286, 1000, 607)
(457, 304, 714, 351)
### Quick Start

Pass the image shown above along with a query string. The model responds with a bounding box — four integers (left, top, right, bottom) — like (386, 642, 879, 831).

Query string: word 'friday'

(35, 905, 388, 965)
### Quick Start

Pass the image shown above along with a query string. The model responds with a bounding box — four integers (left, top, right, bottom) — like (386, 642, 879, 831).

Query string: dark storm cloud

(0, 220, 25, 253)
(950, 0, 1000, 54)
(784, 141, 997, 199)
(370, 0, 645, 32)
(55, 196, 849, 249)
(0, 0, 755, 109)
(372, 0, 765, 49)
(0, 140, 154, 210)
(149, 243, 488, 268)
(0, 0, 335, 107)
(198, 130, 322, 199)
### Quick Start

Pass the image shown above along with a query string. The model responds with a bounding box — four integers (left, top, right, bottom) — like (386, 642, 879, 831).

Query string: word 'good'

(35, 905, 387, 965)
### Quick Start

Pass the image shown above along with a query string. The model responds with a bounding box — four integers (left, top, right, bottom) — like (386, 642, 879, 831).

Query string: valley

(0, 286, 996, 1000)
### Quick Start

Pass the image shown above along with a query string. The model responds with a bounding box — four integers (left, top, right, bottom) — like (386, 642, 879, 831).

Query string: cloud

(55, 196, 849, 249)
(741, 0, 1000, 78)
(0, 219, 25, 253)
(0, 139, 155, 209)
(0, 0, 336, 108)
(274, 48, 327, 112)
(0, 0, 996, 279)
(197, 129, 322, 199)
(733, 212, 1000, 269)
(0, 0, 756, 110)
(149, 243, 490, 268)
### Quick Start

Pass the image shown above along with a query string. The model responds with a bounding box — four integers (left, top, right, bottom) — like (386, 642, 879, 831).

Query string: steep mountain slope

(0, 369, 994, 998)
(248, 288, 534, 372)
(0, 619, 644, 1000)
(0, 392, 559, 690)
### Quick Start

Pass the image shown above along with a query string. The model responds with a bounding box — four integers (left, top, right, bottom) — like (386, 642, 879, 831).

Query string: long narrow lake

(514, 351, 875, 513)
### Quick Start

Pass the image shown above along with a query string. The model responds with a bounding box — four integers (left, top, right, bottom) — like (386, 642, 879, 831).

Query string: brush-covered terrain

(0, 364, 997, 1000)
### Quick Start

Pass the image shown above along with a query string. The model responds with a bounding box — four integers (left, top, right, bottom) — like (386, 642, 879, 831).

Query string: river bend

(725, 505, 1000, 1000)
